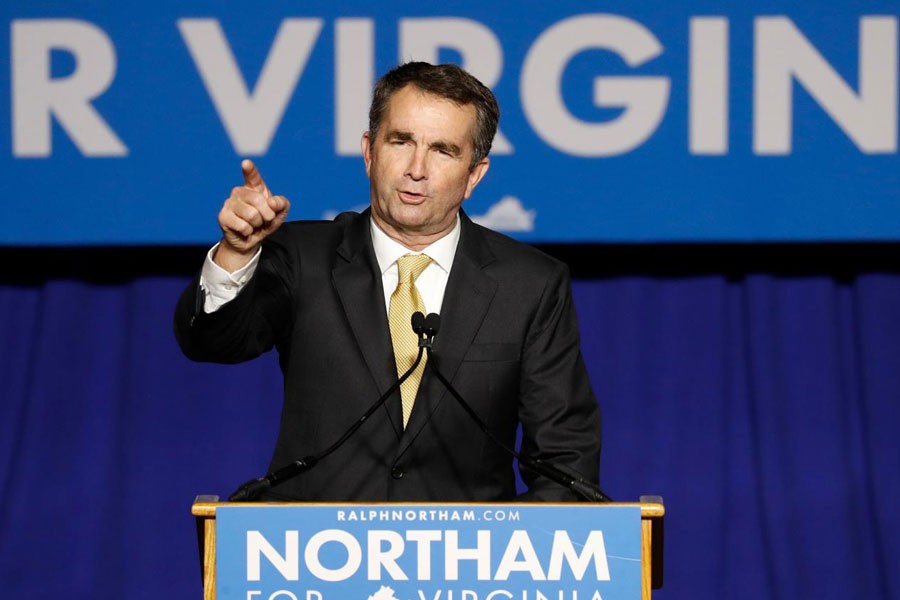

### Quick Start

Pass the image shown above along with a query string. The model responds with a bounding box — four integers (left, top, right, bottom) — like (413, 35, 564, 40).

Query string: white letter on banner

(246, 531, 299, 581)
(407, 530, 441, 580)
(305, 530, 361, 582)
(521, 14, 670, 156)
(335, 18, 374, 155)
(754, 16, 898, 154)
(12, 19, 127, 157)
(177, 18, 323, 155)
(444, 531, 491, 580)
(547, 531, 610, 581)
(368, 530, 408, 580)
(494, 530, 546, 581)
(690, 17, 730, 154)
(399, 18, 512, 154)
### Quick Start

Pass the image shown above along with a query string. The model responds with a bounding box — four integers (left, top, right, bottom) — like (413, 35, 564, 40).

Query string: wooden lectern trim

(192, 497, 664, 517)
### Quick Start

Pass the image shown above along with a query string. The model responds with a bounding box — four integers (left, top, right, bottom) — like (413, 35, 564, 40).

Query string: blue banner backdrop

(2, 1, 899, 244)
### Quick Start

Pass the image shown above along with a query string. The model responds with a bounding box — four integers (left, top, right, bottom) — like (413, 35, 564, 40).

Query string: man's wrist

(213, 239, 260, 272)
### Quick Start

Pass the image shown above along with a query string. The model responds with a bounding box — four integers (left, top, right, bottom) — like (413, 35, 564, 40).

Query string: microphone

(422, 313, 612, 503)
(419, 312, 439, 349)
(228, 457, 319, 502)
(412, 311, 426, 336)
(228, 312, 429, 502)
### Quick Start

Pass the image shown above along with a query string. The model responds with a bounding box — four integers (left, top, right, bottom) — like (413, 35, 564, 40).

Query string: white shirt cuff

(199, 243, 261, 313)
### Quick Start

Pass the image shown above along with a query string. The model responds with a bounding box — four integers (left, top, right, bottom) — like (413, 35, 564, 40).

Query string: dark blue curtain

(1, 256, 898, 600)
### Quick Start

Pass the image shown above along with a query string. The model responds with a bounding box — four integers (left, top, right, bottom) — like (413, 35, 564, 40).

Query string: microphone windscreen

(411, 311, 426, 334)
(424, 313, 441, 336)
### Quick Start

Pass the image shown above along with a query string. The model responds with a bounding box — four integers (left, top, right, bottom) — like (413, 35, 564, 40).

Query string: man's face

(362, 84, 489, 247)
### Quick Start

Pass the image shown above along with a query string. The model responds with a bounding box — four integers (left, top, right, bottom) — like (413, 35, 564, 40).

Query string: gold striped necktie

(389, 254, 433, 428)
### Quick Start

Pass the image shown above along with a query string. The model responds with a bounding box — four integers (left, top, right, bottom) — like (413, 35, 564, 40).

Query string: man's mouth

(398, 190, 427, 203)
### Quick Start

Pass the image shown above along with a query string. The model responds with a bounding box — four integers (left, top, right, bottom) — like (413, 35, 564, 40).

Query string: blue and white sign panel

(215, 504, 642, 600)
(2, 2, 899, 244)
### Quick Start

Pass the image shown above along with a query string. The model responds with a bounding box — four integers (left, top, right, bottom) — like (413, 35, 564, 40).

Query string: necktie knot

(397, 254, 432, 284)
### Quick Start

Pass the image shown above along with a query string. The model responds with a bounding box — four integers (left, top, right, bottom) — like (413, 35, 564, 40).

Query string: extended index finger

(241, 159, 269, 194)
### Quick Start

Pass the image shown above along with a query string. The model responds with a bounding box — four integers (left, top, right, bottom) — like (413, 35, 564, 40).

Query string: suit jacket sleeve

(173, 230, 296, 364)
(514, 261, 601, 501)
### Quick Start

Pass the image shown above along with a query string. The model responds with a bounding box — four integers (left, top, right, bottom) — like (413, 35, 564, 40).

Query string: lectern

(193, 496, 664, 600)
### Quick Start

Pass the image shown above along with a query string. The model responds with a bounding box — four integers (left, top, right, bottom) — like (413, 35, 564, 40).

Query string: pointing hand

(215, 159, 290, 271)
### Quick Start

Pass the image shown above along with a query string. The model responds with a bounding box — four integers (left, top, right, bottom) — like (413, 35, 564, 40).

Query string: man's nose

(405, 148, 428, 180)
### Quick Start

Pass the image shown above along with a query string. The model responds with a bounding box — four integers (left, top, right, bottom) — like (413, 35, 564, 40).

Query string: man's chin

(386, 206, 433, 229)
(373, 203, 458, 239)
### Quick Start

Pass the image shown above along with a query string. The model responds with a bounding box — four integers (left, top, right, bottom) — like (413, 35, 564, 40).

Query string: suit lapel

(332, 210, 404, 437)
(401, 212, 498, 448)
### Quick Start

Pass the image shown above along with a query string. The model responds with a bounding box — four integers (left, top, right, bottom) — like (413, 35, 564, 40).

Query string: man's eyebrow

(385, 130, 414, 142)
(430, 140, 462, 156)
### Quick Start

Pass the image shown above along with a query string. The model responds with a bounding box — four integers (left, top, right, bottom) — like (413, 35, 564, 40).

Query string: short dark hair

(368, 62, 500, 169)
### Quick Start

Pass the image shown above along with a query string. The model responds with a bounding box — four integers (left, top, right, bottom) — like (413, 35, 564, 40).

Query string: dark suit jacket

(174, 209, 600, 501)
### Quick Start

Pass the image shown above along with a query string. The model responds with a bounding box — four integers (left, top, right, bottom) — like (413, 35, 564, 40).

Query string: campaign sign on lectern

(216, 504, 641, 600)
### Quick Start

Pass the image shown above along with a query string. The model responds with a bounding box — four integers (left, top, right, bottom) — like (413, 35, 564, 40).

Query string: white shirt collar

(370, 214, 461, 275)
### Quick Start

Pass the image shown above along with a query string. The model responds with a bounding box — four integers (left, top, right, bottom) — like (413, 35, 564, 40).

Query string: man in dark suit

(175, 62, 600, 502)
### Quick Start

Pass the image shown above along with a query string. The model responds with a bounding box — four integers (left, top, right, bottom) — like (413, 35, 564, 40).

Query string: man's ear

(361, 132, 372, 177)
(464, 157, 490, 199)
